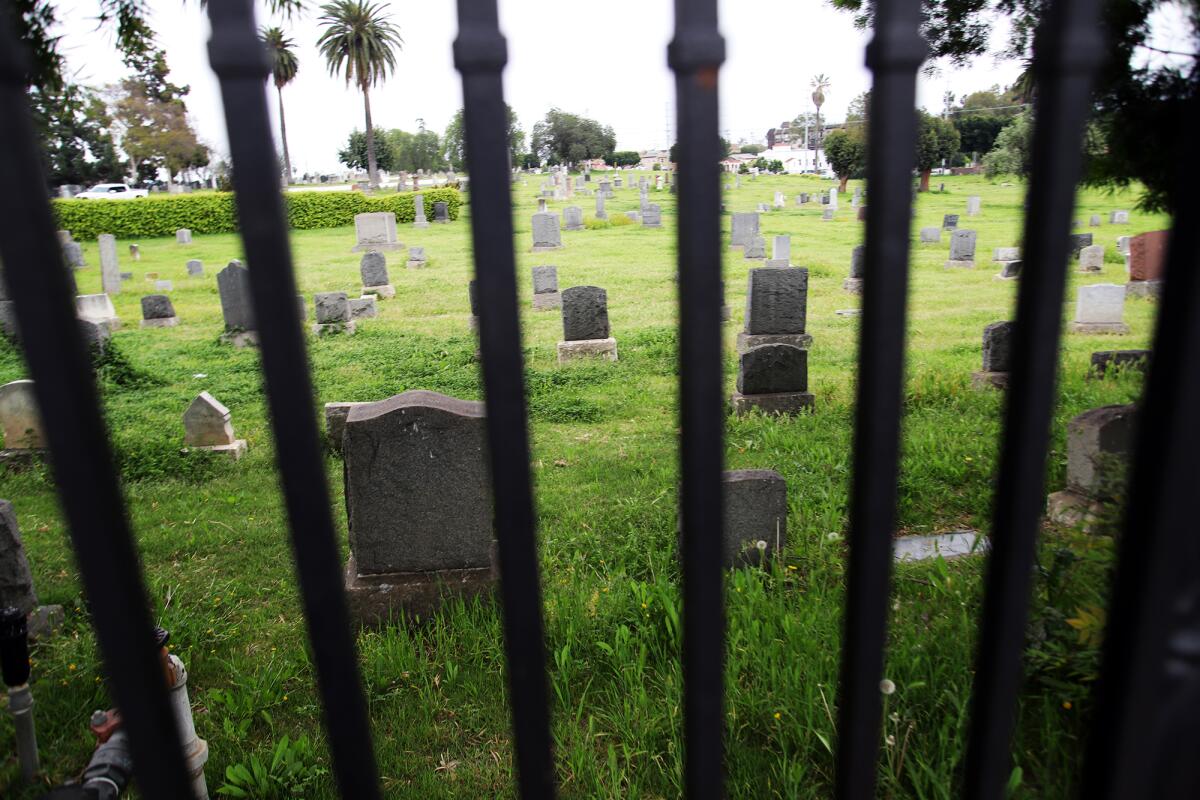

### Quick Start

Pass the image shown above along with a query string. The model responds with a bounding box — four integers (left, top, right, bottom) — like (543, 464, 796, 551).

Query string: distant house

(721, 153, 759, 173)
(762, 143, 834, 177)
(580, 158, 608, 171)
(638, 150, 672, 169)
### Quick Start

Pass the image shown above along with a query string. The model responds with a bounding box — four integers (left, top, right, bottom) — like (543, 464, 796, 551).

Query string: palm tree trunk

(362, 82, 379, 187)
(277, 83, 293, 187)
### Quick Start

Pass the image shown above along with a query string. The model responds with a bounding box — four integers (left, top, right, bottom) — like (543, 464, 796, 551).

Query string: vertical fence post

(667, 1, 727, 796)
(962, 0, 1104, 796)
(834, 1, 925, 797)
(204, 3, 380, 797)
(1082, 97, 1200, 800)
(0, 15, 194, 799)
(453, 2, 556, 797)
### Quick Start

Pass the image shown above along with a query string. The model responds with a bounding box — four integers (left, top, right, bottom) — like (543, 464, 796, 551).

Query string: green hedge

(52, 188, 463, 240)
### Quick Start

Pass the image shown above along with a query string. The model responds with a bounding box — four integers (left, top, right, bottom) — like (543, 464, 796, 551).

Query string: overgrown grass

(0, 174, 1161, 797)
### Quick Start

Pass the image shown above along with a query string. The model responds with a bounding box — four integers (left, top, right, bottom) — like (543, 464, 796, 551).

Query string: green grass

(0, 173, 1162, 798)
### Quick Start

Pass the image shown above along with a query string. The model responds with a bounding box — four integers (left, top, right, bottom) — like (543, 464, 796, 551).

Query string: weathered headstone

(0, 500, 37, 614)
(532, 265, 561, 311)
(433, 202, 450, 224)
(942, 214, 959, 230)
(360, 252, 395, 297)
(1079, 244, 1105, 272)
(1047, 404, 1136, 526)
(697, 470, 788, 568)
(78, 318, 110, 356)
(183, 392, 247, 460)
(821, 207, 834, 221)
(217, 260, 256, 346)
(730, 212, 759, 249)
(406, 246, 427, 270)
(1071, 284, 1129, 334)
(0, 381, 44, 452)
(997, 259, 1023, 280)
(98, 234, 121, 294)
(739, 267, 812, 353)
(341, 390, 495, 623)
(531, 212, 563, 252)
(175, 228, 192, 244)
(558, 286, 617, 362)
(349, 296, 378, 320)
(412, 194, 430, 228)
(563, 206, 584, 231)
(595, 193, 607, 219)
(966, 195, 982, 216)
(743, 235, 766, 260)
(641, 204, 662, 228)
(993, 247, 1021, 262)
(767, 235, 791, 268)
(75, 293, 120, 330)
(140, 295, 178, 328)
(1089, 350, 1151, 378)
(352, 212, 403, 252)
(186, 259, 204, 277)
(1110, 210, 1130, 224)
(313, 292, 355, 336)
(1127, 230, 1168, 297)
(973, 321, 1014, 389)
(154, 279, 173, 292)
(1089, 214, 1102, 227)
(730, 344, 814, 415)
(919, 227, 941, 243)
(844, 245, 865, 294)
(63, 241, 85, 268)
(945, 229, 977, 268)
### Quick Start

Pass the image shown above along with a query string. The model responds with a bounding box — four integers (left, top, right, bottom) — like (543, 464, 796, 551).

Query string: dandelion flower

(880, 679, 896, 695)
(1062, 700, 1072, 710)
(773, 712, 781, 720)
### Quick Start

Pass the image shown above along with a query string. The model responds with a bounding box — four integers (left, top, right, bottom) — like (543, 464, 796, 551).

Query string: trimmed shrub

(53, 188, 463, 240)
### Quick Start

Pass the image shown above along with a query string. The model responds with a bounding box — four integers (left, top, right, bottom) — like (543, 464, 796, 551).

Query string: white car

(74, 183, 149, 200)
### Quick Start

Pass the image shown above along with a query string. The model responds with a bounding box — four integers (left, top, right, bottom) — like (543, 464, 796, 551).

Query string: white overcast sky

(53, 0, 1035, 174)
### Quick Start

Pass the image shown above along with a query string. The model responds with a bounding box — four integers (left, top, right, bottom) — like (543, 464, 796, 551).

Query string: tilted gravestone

(738, 267, 812, 354)
(186, 259, 204, 277)
(313, 292, 355, 336)
(413, 194, 430, 227)
(140, 295, 178, 328)
(217, 261, 257, 346)
(183, 391, 246, 460)
(563, 206, 584, 231)
(63, 241, 85, 268)
(731, 343, 814, 416)
(406, 246, 427, 270)
(558, 286, 617, 362)
(1071, 284, 1129, 334)
(1127, 230, 1167, 297)
(730, 212, 759, 249)
(1089, 350, 1151, 378)
(98, 234, 121, 294)
(532, 265, 561, 311)
(919, 227, 941, 243)
(1079, 244, 1105, 272)
(945, 229, 977, 268)
(342, 390, 496, 624)
(360, 251, 395, 298)
(531, 212, 563, 252)
(352, 212, 403, 252)
(973, 321, 1014, 389)
(767, 235, 791, 268)
(0, 380, 44, 452)
(1047, 404, 1137, 526)
(844, 245, 865, 294)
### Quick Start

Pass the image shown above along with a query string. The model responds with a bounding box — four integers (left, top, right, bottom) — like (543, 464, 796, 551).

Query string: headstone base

(532, 292, 562, 311)
(971, 370, 1010, 390)
(1125, 280, 1162, 298)
(1046, 489, 1107, 530)
(994, 272, 1018, 281)
(843, 277, 863, 294)
(313, 321, 357, 337)
(344, 555, 495, 626)
(140, 317, 179, 328)
(766, 259, 790, 268)
(1070, 322, 1131, 335)
(532, 244, 564, 253)
(413, 221, 430, 229)
(362, 284, 396, 299)
(557, 337, 618, 364)
(944, 260, 976, 269)
(736, 332, 813, 355)
(352, 243, 403, 252)
(730, 391, 815, 417)
(185, 440, 247, 461)
(642, 222, 662, 229)
(565, 224, 585, 231)
(406, 260, 427, 269)
(219, 331, 258, 348)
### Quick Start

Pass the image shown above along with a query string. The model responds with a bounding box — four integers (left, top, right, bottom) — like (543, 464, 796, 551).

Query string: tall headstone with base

(98, 234, 121, 294)
(532, 266, 561, 311)
(342, 391, 496, 624)
(1046, 404, 1136, 527)
(412, 194, 430, 228)
(532, 213, 563, 252)
(595, 193, 607, 220)
(183, 392, 247, 460)
(972, 321, 1014, 389)
(217, 261, 257, 346)
(313, 292, 356, 336)
(360, 252, 395, 298)
(738, 267, 812, 354)
(945, 230, 977, 268)
(730, 344, 814, 416)
(352, 212, 403, 252)
(767, 235, 791, 268)
(557, 286, 617, 363)
(730, 212, 759, 249)
(1070, 284, 1129, 334)
(1126, 230, 1167, 298)
(844, 245, 865, 294)
(140, 295, 178, 328)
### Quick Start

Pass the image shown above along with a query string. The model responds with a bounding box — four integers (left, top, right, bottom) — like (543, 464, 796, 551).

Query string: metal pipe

(1, 607, 38, 781)
(167, 655, 209, 799)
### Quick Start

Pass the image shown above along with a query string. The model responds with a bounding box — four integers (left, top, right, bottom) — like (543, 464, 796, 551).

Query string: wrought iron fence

(0, 0, 1195, 797)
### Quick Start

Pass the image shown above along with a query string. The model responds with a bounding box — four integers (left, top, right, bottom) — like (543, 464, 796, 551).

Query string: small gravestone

(973, 321, 1014, 389)
(743, 235, 766, 260)
(1127, 230, 1168, 297)
(1117, 236, 1131, 257)
(738, 267, 812, 353)
(1078, 244, 1105, 272)
(140, 295, 178, 328)
(730, 212, 759, 249)
(218, 261, 257, 346)
(1047, 404, 1136, 526)
(155, 280, 173, 292)
(1071, 284, 1129, 334)
(829, 188, 839, 210)
(129, 244, 140, 261)
(996, 259, 1023, 280)
(349, 296, 377, 320)
(595, 193, 607, 219)
(0, 500, 37, 614)
(642, 204, 662, 228)
(558, 286, 617, 363)
(186, 259, 204, 277)
(175, 229, 192, 244)
(412, 194, 430, 228)
(313, 292, 355, 336)
(942, 214, 959, 230)
(183, 391, 247, 460)
(857, 206, 867, 221)
(341, 390, 495, 624)
(352, 212, 403, 252)
(360, 252, 395, 297)
(563, 206, 584, 231)
(1089, 350, 1151, 378)
(767, 235, 791, 268)
(625, 210, 639, 222)
(731, 344, 814, 416)
(0, 381, 44, 456)
(98, 234, 121, 294)
(773, 191, 785, 210)
(433, 201, 449, 224)
(821, 207, 834, 221)
(120, 272, 132, 281)
(75, 294, 120, 330)
(1110, 210, 1130, 224)
(1089, 214, 1101, 227)
(945, 229, 977, 268)
(1068, 232, 1093, 258)
(993, 247, 1021, 262)
(531, 212, 563, 252)
(966, 195, 982, 216)
(406, 246, 427, 270)
(844, 245, 865, 294)
(919, 227, 941, 243)
(532, 266, 561, 311)
(684, 470, 787, 568)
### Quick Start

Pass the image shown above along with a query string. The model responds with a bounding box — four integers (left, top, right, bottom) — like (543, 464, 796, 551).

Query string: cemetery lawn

(0, 175, 1163, 798)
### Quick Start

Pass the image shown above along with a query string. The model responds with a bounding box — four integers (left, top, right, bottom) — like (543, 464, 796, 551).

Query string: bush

(52, 188, 463, 240)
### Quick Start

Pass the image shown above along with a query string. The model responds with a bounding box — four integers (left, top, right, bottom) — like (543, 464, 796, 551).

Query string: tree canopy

(823, 128, 866, 190)
(443, 106, 524, 171)
(530, 109, 616, 165)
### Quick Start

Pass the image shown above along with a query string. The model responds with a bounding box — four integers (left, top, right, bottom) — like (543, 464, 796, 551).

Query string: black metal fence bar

(0, 15, 195, 800)
(834, 1, 925, 797)
(453, 2, 556, 796)
(204, 3, 381, 797)
(668, 1, 727, 796)
(1082, 97, 1200, 800)
(962, 0, 1105, 796)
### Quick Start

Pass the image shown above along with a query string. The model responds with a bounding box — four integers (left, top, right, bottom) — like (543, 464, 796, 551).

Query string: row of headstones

(530, 200, 664, 250)
(971, 319, 1151, 391)
(352, 204, 449, 252)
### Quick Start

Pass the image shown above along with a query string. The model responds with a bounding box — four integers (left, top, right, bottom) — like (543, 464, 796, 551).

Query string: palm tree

(317, 0, 402, 188)
(260, 26, 299, 186)
(811, 73, 831, 170)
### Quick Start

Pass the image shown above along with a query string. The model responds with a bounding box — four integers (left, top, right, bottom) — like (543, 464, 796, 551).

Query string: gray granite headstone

(745, 268, 807, 335)
(413, 193, 429, 227)
(1079, 244, 1105, 271)
(730, 212, 759, 248)
(532, 266, 558, 295)
(718, 470, 787, 568)
(642, 204, 662, 227)
(1090, 350, 1151, 377)
(141, 295, 175, 320)
(595, 193, 607, 219)
(186, 259, 204, 277)
(98, 234, 121, 294)
(849, 245, 865, 279)
(993, 247, 1021, 262)
(982, 321, 1014, 372)
(0, 500, 37, 614)
(63, 241, 84, 268)
(999, 260, 1023, 278)
(563, 206, 584, 230)
(1068, 233, 1094, 258)
(948, 229, 977, 263)
(561, 286, 609, 341)
(737, 344, 808, 394)
(919, 227, 941, 243)
(315, 292, 350, 324)
(1066, 405, 1136, 497)
(353, 212, 401, 250)
(532, 212, 562, 250)
(0, 380, 44, 450)
(360, 251, 389, 287)
(176, 228, 192, 244)
(433, 201, 449, 223)
(942, 214, 959, 230)
(744, 235, 765, 259)
(217, 260, 255, 332)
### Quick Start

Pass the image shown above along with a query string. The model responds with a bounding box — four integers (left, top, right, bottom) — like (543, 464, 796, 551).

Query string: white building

(762, 144, 835, 177)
